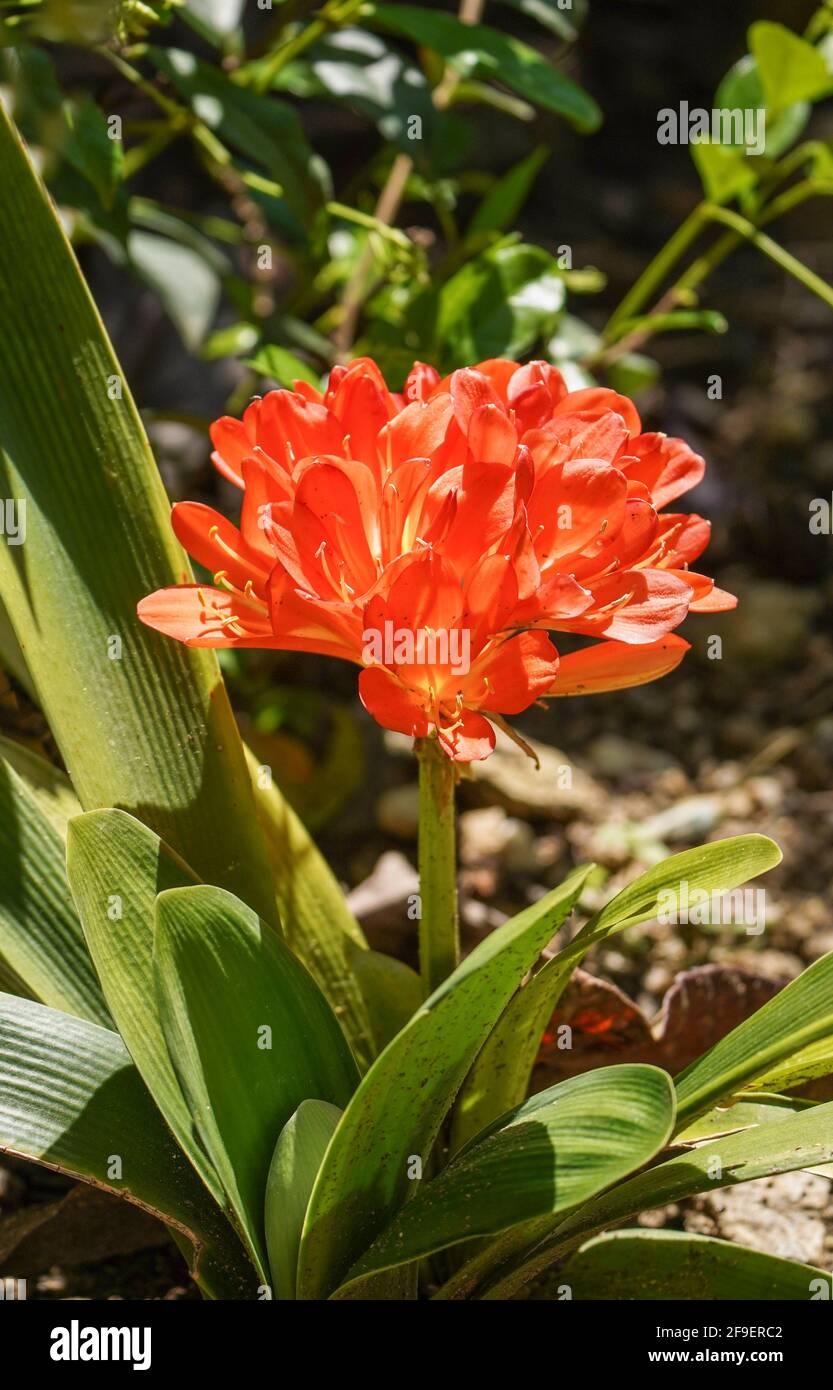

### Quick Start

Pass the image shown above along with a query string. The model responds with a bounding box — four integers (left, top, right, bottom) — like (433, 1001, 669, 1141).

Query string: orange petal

(548, 635, 690, 696)
(137, 585, 275, 647)
(468, 403, 518, 464)
(403, 361, 441, 402)
(624, 432, 705, 509)
(358, 664, 430, 738)
(378, 394, 453, 469)
(171, 502, 270, 594)
(527, 458, 628, 566)
(384, 549, 464, 634)
(257, 391, 343, 468)
(268, 571, 362, 661)
(470, 631, 560, 714)
(553, 386, 641, 437)
(450, 368, 505, 435)
(567, 568, 692, 643)
(209, 413, 258, 488)
(437, 710, 495, 762)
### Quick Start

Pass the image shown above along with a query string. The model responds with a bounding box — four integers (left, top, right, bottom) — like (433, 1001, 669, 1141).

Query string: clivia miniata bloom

(138, 358, 735, 761)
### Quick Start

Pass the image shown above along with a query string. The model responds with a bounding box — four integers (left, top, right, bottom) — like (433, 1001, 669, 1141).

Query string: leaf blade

(154, 884, 359, 1277)
(297, 864, 592, 1300)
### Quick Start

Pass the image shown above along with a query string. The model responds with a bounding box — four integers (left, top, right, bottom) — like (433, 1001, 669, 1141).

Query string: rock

(347, 850, 419, 925)
(376, 782, 419, 839)
(459, 807, 513, 866)
(683, 1173, 831, 1265)
(459, 806, 556, 876)
(638, 795, 723, 844)
(532, 963, 785, 1088)
(586, 733, 678, 778)
(469, 729, 605, 820)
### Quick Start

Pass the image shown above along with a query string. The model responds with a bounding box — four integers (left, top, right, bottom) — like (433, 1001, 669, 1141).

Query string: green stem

(706, 204, 833, 312)
(416, 737, 459, 998)
(603, 203, 712, 336)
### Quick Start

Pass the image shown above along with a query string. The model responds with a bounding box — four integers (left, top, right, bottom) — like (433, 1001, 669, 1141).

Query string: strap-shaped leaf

(452, 834, 781, 1152)
(674, 1093, 807, 1145)
(246, 748, 377, 1070)
(559, 1229, 833, 1301)
(338, 1065, 675, 1294)
(0, 758, 108, 1025)
(746, 1034, 833, 1095)
(154, 885, 359, 1279)
(478, 1100, 833, 1299)
(265, 1100, 342, 1301)
(0, 993, 256, 1299)
(66, 809, 226, 1209)
(0, 103, 276, 923)
(0, 733, 81, 836)
(674, 949, 833, 1126)
(297, 864, 592, 1300)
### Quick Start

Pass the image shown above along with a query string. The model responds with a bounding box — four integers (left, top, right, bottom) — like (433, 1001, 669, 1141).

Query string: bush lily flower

(139, 356, 734, 764)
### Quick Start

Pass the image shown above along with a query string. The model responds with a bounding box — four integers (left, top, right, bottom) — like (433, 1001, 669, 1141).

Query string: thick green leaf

(675, 1093, 807, 1145)
(436, 242, 565, 366)
(0, 734, 81, 835)
(0, 757, 108, 1025)
(674, 950, 833, 1126)
(265, 1099, 342, 1301)
(297, 865, 592, 1300)
(0, 103, 277, 924)
(749, 21, 831, 110)
(584, 834, 782, 942)
(452, 835, 781, 1153)
(481, 1100, 833, 1299)
(347, 943, 423, 1054)
(66, 809, 225, 1210)
(747, 1034, 833, 1094)
(368, 4, 601, 132)
(0, 993, 256, 1299)
(246, 747, 377, 1071)
(339, 1065, 675, 1292)
(559, 1229, 833, 1301)
(154, 885, 359, 1277)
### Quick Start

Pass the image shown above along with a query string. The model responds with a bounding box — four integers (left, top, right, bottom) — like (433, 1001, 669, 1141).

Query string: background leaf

(368, 4, 602, 132)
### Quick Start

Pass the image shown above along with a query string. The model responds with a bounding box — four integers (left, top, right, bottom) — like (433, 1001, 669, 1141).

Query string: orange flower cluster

(139, 358, 734, 760)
